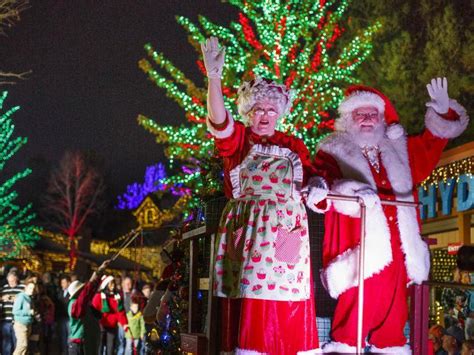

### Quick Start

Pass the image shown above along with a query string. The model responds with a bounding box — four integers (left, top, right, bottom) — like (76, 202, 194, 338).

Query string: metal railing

(181, 194, 423, 354)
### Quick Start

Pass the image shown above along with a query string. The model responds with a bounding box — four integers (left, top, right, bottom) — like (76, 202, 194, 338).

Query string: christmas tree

(0, 91, 37, 258)
(138, 0, 379, 209)
(146, 242, 188, 354)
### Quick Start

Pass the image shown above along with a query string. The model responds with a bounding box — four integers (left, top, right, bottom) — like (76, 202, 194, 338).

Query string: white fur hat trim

(338, 91, 385, 115)
(100, 275, 114, 291)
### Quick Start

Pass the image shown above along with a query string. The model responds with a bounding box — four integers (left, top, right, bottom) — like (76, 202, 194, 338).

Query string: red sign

(447, 242, 463, 255)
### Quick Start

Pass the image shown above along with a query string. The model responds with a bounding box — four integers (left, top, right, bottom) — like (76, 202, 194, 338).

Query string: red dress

(209, 113, 319, 354)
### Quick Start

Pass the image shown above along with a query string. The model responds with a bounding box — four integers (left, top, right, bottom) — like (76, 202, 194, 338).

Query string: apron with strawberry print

(214, 144, 311, 301)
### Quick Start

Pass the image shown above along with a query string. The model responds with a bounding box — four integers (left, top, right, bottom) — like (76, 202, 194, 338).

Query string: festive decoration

(0, 0, 31, 85)
(117, 163, 169, 210)
(146, 242, 188, 353)
(92, 196, 189, 276)
(138, 0, 380, 210)
(421, 156, 473, 188)
(42, 151, 105, 270)
(0, 91, 37, 259)
(430, 248, 457, 282)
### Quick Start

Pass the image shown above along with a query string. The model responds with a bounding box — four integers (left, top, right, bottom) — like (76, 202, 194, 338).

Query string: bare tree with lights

(0, 0, 31, 85)
(43, 151, 105, 269)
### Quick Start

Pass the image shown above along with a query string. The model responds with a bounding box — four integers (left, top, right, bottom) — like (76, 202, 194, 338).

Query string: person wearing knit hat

(201, 36, 324, 354)
(92, 275, 129, 355)
(310, 78, 469, 354)
(67, 259, 110, 355)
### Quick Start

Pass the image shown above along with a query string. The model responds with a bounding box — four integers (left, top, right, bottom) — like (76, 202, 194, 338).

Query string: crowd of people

(0, 262, 165, 355)
(427, 267, 474, 355)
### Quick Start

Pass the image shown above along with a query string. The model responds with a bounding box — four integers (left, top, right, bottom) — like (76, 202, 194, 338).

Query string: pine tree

(0, 91, 37, 258)
(138, 0, 379, 209)
(347, 0, 473, 143)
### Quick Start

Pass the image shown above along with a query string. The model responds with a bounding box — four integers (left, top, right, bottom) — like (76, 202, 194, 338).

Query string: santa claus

(309, 78, 469, 353)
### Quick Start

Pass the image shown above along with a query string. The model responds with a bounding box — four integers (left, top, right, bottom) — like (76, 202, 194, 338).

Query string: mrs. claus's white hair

(237, 77, 295, 125)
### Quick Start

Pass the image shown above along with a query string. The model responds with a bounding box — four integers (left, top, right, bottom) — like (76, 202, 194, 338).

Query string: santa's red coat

(314, 102, 468, 299)
(313, 101, 468, 350)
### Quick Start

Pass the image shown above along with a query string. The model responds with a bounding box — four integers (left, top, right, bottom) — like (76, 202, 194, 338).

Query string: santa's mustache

(346, 120, 386, 147)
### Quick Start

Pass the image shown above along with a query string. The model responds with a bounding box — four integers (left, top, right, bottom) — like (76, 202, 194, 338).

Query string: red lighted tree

(43, 151, 105, 269)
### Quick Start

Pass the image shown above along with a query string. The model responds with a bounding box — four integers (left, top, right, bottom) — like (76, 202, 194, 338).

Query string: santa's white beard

(346, 119, 386, 147)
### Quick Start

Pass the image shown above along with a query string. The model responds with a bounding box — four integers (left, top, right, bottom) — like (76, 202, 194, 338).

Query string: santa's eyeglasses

(353, 112, 379, 120)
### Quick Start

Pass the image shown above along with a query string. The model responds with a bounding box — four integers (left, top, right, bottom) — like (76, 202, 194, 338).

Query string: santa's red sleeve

(408, 101, 469, 185)
(313, 149, 343, 187)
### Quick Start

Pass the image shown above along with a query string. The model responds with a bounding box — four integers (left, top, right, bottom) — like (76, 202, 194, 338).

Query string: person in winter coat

(125, 300, 146, 355)
(311, 78, 469, 353)
(92, 275, 129, 355)
(67, 260, 110, 355)
(12, 278, 36, 355)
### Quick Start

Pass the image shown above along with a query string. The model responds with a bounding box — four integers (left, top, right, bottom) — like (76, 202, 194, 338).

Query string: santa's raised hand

(426, 77, 449, 114)
(200, 37, 225, 79)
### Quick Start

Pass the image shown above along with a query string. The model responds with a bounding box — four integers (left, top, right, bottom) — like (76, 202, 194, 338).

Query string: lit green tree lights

(0, 91, 37, 258)
(138, 0, 380, 210)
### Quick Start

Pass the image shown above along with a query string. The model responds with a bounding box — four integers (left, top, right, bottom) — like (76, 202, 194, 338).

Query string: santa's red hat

(337, 85, 405, 139)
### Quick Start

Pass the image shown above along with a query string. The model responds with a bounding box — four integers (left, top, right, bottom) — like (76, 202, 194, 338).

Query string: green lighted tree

(0, 91, 37, 258)
(138, 0, 380, 209)
(347, 0, 473, 144)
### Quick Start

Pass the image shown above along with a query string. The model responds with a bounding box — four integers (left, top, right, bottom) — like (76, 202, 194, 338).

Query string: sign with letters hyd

(418, 174, 474, 220)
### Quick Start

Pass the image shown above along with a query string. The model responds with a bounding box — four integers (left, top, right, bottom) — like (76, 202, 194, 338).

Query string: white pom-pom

(386, 123, 405, 140)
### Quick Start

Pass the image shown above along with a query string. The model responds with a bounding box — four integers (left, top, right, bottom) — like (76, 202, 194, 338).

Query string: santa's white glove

(331, 180, 380, 217)
(306, 177, 329, 213)
(426, 77, 449, 114)
(354, 188, 380, 209)
(200, 37, 225, 79)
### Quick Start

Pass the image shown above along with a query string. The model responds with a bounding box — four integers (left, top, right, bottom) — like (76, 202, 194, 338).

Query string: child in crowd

(125, 300, 146, 355)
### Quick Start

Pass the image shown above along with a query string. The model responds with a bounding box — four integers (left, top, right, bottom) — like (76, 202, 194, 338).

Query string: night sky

(0, 1, 237, 208)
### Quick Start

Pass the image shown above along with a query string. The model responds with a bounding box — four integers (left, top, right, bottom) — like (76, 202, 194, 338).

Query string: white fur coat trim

(305, 176, 331, 213)
(369, 344, 411, 354)
(321, 341, 356, 353)
(235, 348, 322, 355)
(321, 197, 392, 299)
(318, 131, 430, 298)
(425, 99, 469, 139)
(297, 348, 322, 354)
(331, 179, 373, 217)
(206, 109, 235, 139)
(235, 349, 265, 355)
